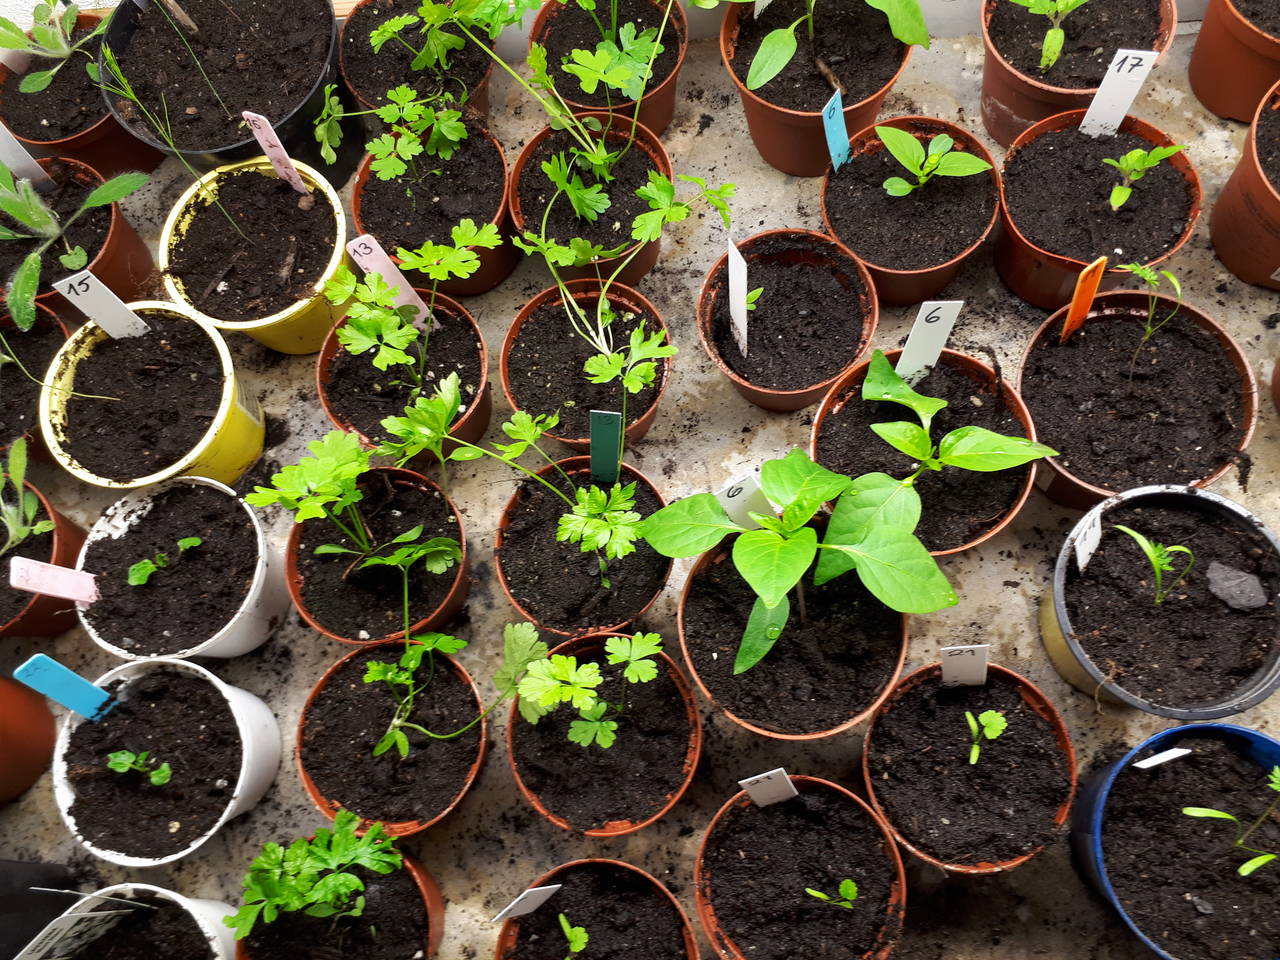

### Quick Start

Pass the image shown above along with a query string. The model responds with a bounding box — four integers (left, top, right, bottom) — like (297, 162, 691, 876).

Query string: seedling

(805, 878, 859, 908)
(876, 125, 992, 197)
(126, 536, 203, 586)
(559, 913, 589, 959)
(1102, 145, 1186, 211)
(0, 2, 107, 92)
(1182, 766, 1280, 877)
(1112, 524, 1195, 605)
(314, 84, 468, 182)
(106, 749, 172, 786)
(746, 287, 763, 312)
(965, 709, 1007, 765)
(0, 439, 53, 560)
(1117, 263, 1183, 377)
(1005, 0, 1090, 73)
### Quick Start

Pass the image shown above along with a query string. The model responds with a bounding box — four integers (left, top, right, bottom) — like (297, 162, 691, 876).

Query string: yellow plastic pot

(158, 157, 351, 355)
(39, 301, 264, 489)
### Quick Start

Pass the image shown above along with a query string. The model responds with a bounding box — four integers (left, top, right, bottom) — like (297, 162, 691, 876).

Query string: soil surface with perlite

(708, 233, 872, 391)
(682, 539, 904, 735)
(81, 483, 261, 657)
(702, 789, 900, 960)
(1257, 100, 1280, 192)
(816, 357, 1030, 553)
(84, 892, 214, 960)
(1065, 500, 1280, 708)
(0, 499, 53, 628)
(0, 316, 64, 443)
(1003, 128, 1193, 265)
(0, 24, 106, 141)
(1235, 0, 1280, 40)
(1103, 735, 1280, 960)
(64, 669, 241, 859)
(502, 862, 689, 960)
(987, 0, 1163, 89)
(300, 646, 482, 826)
(1020, 311, 1245, 492)
(867, 670, 1072, 866)
(0, 162, 109, 296)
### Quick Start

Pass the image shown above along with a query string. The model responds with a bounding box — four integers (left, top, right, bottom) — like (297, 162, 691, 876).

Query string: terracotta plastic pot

(0, 479, 84, 638)
(506, 631, 702, 836)
(696, 228, 878, 412)
(1015, 291, 1257, 509)
(995, 111, 1202, 310)
(719, 4, 911, 177)
(285, 466, 469, 645)
(1211, 79, 1280, 290)
(530, 0, 689, 136)
(501, 279, 671, 451)
(821, 116, 1000, 304)
(494, 456, 671, 637)
(861, 662, 1078, 874)
(509, 111, 672, 287)
(979, 0, 1177, 147)
(494, 858, 700, 960)
(1189, 0, 1280, 122)
(297, 639, 488, 837)
(0, 302, 71, 456)
(812, 347, 1039, 556)
(695, 775, 906, 960)
(0, 676, 56, 803)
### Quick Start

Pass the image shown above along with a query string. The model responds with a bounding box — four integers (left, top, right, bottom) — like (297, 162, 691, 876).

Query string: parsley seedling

(0, 2, 108, 93)
(1102, 145, 1186, 211)
(127, 536, 203, 587)
(1183, 766, 1280, 877)
(0, 439, 54, 561)
(106, 749, 172, 786)
(559, 912, 589, 959)
(1117, 263, 1183, 377)
(966, 709, 1008, 765)
(876, 125, 992, 197)
(805, 878, 859, 908)
(1005, 0, 1090, 73)
(1112, 524, 1195, 605)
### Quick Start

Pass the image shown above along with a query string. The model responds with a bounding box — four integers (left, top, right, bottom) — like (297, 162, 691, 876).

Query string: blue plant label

(822, 89, 850, 172)
(589, 410, 623, 486)
(14, 654, 112, 721)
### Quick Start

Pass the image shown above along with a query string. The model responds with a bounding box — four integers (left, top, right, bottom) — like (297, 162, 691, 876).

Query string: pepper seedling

(966, 709, 1007, 764)
(0, 2, 108, 92)
(127, 536, 203, 586)
(805, 878, 859, 908)
(559, 912, 589, 959)
(1004, 0, 1090, 73)
(1102, 145, 1185, 211)
(1112, 524, 1195, 605)
(876, 125, 992, 197)
(1182, 766, 1280, 876)
(106, 749, 172, 786)
(1, 439, 54, 561)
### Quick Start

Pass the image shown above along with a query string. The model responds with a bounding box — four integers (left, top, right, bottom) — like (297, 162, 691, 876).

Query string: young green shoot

(805, 878, 859, 908)
(106, 749, 172, 786)
(0, 2, 107, 92)
(0, 439, 53, 560)
(1182, 766, 1280, 877)
(1103, 145, 1186, 211)
(1117, 263, 1183, 377)
(1112, 524, 1195, 605)
(1005, 0, 1090, 73)
(746, 286, 763, 311)
(966, 709, 1007, 765)
(314, 81, 467, 169)
(127, 536, 203, 586)
(876, 125, 992, 197)
(559, 912, 589, 959)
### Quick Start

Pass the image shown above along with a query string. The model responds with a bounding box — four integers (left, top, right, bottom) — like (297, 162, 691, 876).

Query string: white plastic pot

(76, 477, 289, 661)
(52, 659, 281, 868)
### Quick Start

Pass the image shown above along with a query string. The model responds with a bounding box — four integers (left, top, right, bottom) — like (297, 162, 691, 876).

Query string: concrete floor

(3, 23, 1280, 960)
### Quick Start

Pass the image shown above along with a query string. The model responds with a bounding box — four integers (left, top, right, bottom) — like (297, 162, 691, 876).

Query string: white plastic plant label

(895, 301, 964, 385)
(52, 272, 151, 338)
(715, 472, 772, 529)
(1078, 50, 1159, 138)
(727, 234, 749, 356)
(0, 122, 53, 188)
(0, 48, 32, 75)
(753, 0, 774, 17)
(822, 89, 851, 172)
(14, 907, 134, 959)
(940, 644, 990, 686)
(346, 235, 432, 323)
(1271, 265, 1280, 283)
(242, 111, 310, 194)
(1074, 511, 1103, 572)
(490, 885, 562, 923)
(10, 557, 99, 606)
(739, 767, 798, 806)
(1133, 747, 1193, 770)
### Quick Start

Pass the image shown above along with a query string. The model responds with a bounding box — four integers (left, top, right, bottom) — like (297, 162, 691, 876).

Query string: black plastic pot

(0, 861, 75, 957)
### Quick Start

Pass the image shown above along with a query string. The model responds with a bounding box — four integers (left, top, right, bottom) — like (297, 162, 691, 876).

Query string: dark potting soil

(0, 504, 53, 628)
(815, 359, 1029, 553)
(1256, 100, 1280, 193)
(0, 317, 64, 442)
(167, 169, 336, 324)
(64, 669, 240, 860)
(0, 162, 110, 298)
(506, 290, 666, 440)
(0, 26, 106, 141)
(987, 0, 1163, 89)
(1002, 129, 1193, 266)
(728, 0, 905, 112)
(1234, 0, 1280, 40)
(708, 233, 872, 392)
(299, 646, 482, 825)
(79, 893, 213, 960)
(824, 130, 996, 271)
(109, 0, 331, 152)
(295, 473, 461, 639)
(702, 790, 899, 960)
(510, 641, 690, 831)
(539, 0, 685, 109)
(682, 540, 903, 735)
(1064, 501, 1280, 708)
(1103, 735, 1280, 960)
(501, 862, 689, 960)
(241, 862, 431, 960)
(61, 313, 224, 482)
(323, 302, 485, 444)
(866, 670, 1071, 866)
(497, 464, 669, 635)
(80, 483, 260, 657)
(341, 0, 493, 107)
(1020, 311, 1245, 491)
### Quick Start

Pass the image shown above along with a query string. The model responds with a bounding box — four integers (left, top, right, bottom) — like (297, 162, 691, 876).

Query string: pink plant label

(490, 885, 562, 922)
(895, 300, 963, 385)
(10, 557, 99, 606)
(242, 111, 310, 194)
(940, 644, 990, 687)
(1079, 49, 1158, 138)
(52, 271, 152, 338)
(0, 121, 53, 188)
(727, 234, 749, 356)
(346, 235, 432, 324)
(739, 767, 797, 806)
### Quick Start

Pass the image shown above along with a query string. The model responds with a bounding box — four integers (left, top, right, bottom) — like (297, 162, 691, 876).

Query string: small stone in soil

(1206, 561, 1269, 611)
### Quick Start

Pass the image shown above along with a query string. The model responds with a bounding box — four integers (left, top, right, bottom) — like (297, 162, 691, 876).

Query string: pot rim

(1248, 78, 1280, 206)
(89, 881, 235, 960)
(34, 156, 125, 295)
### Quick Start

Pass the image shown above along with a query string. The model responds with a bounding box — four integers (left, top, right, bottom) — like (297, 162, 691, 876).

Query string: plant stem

(452, 438, 576, 507)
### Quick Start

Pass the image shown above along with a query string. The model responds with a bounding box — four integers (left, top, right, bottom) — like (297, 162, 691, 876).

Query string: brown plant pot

(296, 639, 488, 837)
(861, 662, 1078, 875)
(509, 111, 673, 287)
(979, 0, 1178, 147)
(500, 279, 671, 451)
(0, 675, 56, 803)
(820, 115, 1000, 305)
(0, 480, 85, 638)
(719, 4, 912, 178)
(494, 456, 672, 637)
(1, 302, 71, 457)
(506, 631, 702, 837)
(811, 347, 1039, 556)
(696, 228, 878, 412)
(695, 775, 906, 960)
(1189, 0, 1280, 122)
(1211, 79, 1280, 290)
(994, 110, 1202, 310)
(284, 467, 470, 645)
(1014, 291, 1257, 510)
(529, 0, 689, 136)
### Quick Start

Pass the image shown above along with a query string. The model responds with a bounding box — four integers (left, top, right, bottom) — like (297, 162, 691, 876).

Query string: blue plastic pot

(1069, 722, 1280, 959)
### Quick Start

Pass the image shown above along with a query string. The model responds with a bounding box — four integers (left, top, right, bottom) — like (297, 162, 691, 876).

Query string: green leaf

(19, 68, 57, 93)
(733, 594, 790, 674)
(732, 527, 816, 609)
(760, 447, 852, 508)
(1239, 854, 1276, 877)
(934, 150, 993, 178)
(883, 176, 915, 197)
(1040, 26, 1065, 71)
(876, 124, 926, 178)
(870, 421, 933, 461)
(57, 246, 87, 271)
(865, 0, 930, 47)
(81, 172, 149, 209)
(149, 762, 173, 786)
(518, 655, 603, 710)
(814, 474, 921, 585)
(604, 632, 663, 683)
(862, 350, 948, 428)
(127, 558, 158, 586)
(978, 709, 1007, 740)
(745, 22, 798, 91)
(7, 252, 41, 333)
(838, 878, 859, 901)
(822, 527, 957, 613)
(935, 426, 1056, 472)
(638, 493, 745, 557)
(567, 702, 617, 748)
(1181, 807, 1239, 821)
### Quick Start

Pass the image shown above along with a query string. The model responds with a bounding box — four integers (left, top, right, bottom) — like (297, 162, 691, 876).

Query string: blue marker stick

(14, 654, 113, 720)
(822, 88, 851, 172)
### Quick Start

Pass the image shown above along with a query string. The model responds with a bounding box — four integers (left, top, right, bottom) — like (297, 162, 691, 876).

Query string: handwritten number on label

(1114, 54, 1145, 74)
(63, 277, 90, 298)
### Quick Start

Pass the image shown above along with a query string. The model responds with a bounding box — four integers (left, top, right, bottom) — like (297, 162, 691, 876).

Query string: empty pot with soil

(1189, 0, 1280, 122)
(1212, 78, 1280, 291)
(1, 304, 69, 450)
(1043, 485, 1280, 720)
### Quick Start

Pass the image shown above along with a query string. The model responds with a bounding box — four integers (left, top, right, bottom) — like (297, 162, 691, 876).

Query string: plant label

(1270, 265, 1280, 283)
(715, 471, 772, 529)
(242, 111, 310, 194)
(490, 884, 562, 922)
(1079, 50, 1158, 138)
(13, 654, 113, 721)
(1074, 510, 1103, 572)
(14, 907, 136, 960)
(0, 122, 53, 189)
(822, 89, 851, 173)
(0, 48, 32, 75)
(753, 0, 774, 17)
(1061, 256, 1108, 343)
(52, 271, 151, 338)
(941, 644, 990, 686)
(727, 234, 749, 356)
(895, 301, 963, 384)
(739, 767, 798, 806)
(589, 409, 623, 486)
(1133, 747, 1192, 770)
(346, 235, 433, 323)
(10, 557, 98, 606)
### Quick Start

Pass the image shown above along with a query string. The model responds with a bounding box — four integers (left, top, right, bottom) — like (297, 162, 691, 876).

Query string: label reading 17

(1112, 53, 1147, 74)
(1078, 49, 1158, 138)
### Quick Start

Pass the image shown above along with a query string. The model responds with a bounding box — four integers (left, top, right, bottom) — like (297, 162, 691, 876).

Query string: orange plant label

(1061, 256, 1109, 343)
